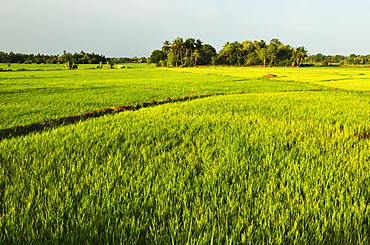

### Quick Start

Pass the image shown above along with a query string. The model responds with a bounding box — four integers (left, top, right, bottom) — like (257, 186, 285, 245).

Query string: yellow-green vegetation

(1, 65, 370, 244)
(0, 64, 321, 129)
(178, 66, 370, 91)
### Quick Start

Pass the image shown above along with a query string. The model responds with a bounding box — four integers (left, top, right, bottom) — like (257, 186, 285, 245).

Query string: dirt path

(1, 89, 333, 140)
(0, 93, 217, 140)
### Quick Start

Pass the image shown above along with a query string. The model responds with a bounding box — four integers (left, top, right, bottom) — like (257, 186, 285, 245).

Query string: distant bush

(0, 68, 12, 72)
(64, 61, 78, 70)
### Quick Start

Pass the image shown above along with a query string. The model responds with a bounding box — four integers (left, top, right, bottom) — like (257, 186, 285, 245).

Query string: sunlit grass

(1, 91, 370, 243)
(2, 64, 370, 243)
(318, 78, 370, 91)
(177, 66, 370, 91)
(0, 65, 319, 129)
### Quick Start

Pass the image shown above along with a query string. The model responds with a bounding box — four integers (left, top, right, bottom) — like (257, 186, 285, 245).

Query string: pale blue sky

(1, 0, 370, 57)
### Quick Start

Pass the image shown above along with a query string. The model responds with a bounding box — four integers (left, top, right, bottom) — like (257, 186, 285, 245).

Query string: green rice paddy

(1, 64, 370, 244)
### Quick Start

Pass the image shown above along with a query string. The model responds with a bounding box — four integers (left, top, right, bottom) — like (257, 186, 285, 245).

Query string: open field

(178, 66, 370, 91)
(1, 65, 370, 244)
(0, 65, 323, 129)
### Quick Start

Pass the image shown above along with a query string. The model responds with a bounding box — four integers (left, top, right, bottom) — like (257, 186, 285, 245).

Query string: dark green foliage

(155, 37, 218, 67)
(106, 58, 116, 69)
(0, 50, 106, 64)
(64, 61, 78, 70)
(307, 53, 370, 66)
(214, 39, 308, 67)
(153, 37, 310, 67)
(149, 50, 167, 66)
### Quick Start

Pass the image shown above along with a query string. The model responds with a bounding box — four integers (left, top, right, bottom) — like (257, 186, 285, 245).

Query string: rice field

(1, 64, 370, 244)
(178, 66, 370, 91)
(0, 65, 322, 129)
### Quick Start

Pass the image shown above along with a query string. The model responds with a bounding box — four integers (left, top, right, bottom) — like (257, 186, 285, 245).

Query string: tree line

(150, 37, 309, 67)
(0, 51, 105, 64)
(151, 37, 370, 67)
(3, 39, 370, 67)
(0, 51, 147, 65)
(307, 53, 370, 66)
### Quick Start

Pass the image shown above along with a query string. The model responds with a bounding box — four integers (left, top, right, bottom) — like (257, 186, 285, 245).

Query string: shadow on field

(0, 94, 219, 140)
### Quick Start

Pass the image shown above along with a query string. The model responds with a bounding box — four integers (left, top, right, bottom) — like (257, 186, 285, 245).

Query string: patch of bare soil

(263, 74, 277, 78)
(355, 132, 370, 140)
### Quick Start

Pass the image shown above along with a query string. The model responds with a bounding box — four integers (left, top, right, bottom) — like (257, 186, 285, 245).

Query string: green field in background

(0, 65, 324, 129)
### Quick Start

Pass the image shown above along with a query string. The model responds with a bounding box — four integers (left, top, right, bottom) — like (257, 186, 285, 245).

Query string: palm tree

(171, 37, 185, 66)
(162, 40, 171, 54)
(184, 38, 196, 66)
(267, 39, 281, 66)
(256, 47, 269, 67)
(192, 50, 201, 66)
(195, 39, 203, 50)
(253, 40, 266, 51)
(292, 46, 308, 67)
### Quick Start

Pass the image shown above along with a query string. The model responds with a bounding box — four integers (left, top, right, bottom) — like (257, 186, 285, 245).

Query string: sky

(1, 0, 370, 57)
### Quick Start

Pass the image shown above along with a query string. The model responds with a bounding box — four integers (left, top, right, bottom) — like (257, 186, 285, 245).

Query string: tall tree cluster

(205, 38, 308, 67)
(150, 37, 309, 67)
(0, 51, 106, 64)
(150, 37, 216, 67)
